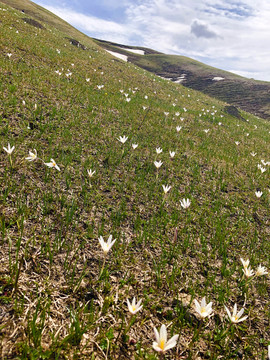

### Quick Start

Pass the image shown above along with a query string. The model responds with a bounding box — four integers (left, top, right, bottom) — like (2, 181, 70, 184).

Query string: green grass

(0, 1, 270, 359)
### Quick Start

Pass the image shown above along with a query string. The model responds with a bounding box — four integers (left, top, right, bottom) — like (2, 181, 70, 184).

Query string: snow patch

(174, 74, 187, 83)
(212, 77, 225, 81)
(122, 48, 145, 55)
(106, 50, 128, 62)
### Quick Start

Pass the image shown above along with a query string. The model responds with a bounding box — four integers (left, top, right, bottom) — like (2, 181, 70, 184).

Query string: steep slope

(0, 1, 270, 359)
(94, 39, 270, 120)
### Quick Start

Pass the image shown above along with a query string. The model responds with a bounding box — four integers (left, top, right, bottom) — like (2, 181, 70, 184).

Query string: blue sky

(35, 0, 270, 81)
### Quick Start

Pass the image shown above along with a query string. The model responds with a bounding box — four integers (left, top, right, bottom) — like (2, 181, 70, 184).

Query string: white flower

(87, 169, 95, 177)
(180, 198, 191, 209)
(118, 135, 128, 144)
(97, 85, 104, 89)
(125, 97, 131, 102)
(44, 158, 60, 171)
(86, 78, 90, 82)
(164, 112, 169, 116)
(98, 235, 116, 255)
(204, 129, 210, 133)
(194, 297, 213, 319)
(235, 141, 240, 146)
(242, 266, 254, 278)
(250, 152, 257, 157)
(152, 324, 179, 353)
(268, 344, 270, 360)
(7, 53, 12, 58)
(3, 143, 15, 155)
(127, 297, 143, 315)
(176, 126, 182, 132)
(261, 160, 269, 166)
(224, 304, 248, 323)
(240, 258, 249, 269)
(162, 185, 171, 194)
(25, 149, 37, 161)
(154, 160, 163, 169)
(156, 147, 162, 154)
(255, 191, 263, 198)
(255, 265, 268, 276)
(169, 151, 175, 158)
(132, 144, 138, 150)
(257, 164, 266, 173)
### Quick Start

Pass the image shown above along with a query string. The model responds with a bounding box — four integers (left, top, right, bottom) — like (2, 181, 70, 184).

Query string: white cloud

(37, 4, 130, 44)
(36, 1, 270, 81)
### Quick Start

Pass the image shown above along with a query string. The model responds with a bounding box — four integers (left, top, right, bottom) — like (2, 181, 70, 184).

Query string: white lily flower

(156, 147, 162, 154)
(242, 266, 254, 278)
(127, 297, 143, 315)
(87, 169, 95, 177)
(176, 126, 182, 132)
(255, 191, 263, 198)
(132, 144, 138, 150)
(154, 160, 163, 169)
(3, 143, 15, 155)
(180, 198, 191, 209)
(224, 304, 248, 323)
(169, 151, 175, 158)
(240, 258, 249, 269)
(44, 159, 60, 171)
(255, 265, 268, 276)
(153, 324, 179, 353)
(257, 164, 266, 173)
(98, 235, 116, 255)
(162, 185, 171, 194)
(118, 135, 128, 144)
(25, 149, 37, 161)
(194, 297, 213, 319)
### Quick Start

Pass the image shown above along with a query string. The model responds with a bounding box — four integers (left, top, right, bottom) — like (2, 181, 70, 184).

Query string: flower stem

(99, 255, 107, 280)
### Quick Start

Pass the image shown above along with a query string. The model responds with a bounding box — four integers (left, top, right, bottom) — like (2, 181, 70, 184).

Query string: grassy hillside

(94, 39, 270, 121)
(0, 1, 270, 359)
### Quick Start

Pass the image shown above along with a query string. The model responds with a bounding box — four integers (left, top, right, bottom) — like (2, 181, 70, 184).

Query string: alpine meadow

(0, 1, 270, 359)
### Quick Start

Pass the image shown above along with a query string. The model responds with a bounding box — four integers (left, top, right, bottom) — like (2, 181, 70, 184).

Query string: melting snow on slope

(174, 74, 187, 83)
(106, 50, 128, 62)
(212, 77, 225, 81)
(122, 48, 145, 55)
